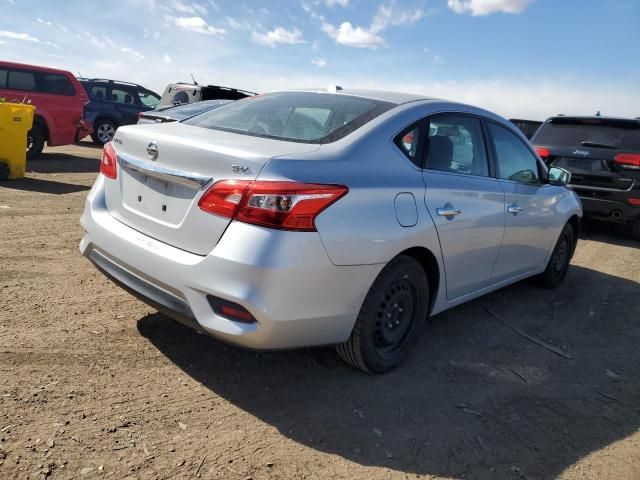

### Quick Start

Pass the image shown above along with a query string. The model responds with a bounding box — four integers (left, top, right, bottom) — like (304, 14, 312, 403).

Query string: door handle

(436, 206, 461, 217)
(507, 204, 523, 215)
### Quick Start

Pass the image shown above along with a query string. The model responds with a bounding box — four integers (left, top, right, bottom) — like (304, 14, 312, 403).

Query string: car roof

(78, 78, 146, 89)
(0, 60, 73, 76)
(285, 88, 435, 105)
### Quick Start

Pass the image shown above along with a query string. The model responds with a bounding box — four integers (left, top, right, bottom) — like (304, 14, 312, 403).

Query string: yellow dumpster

(0, 101, 36, 180)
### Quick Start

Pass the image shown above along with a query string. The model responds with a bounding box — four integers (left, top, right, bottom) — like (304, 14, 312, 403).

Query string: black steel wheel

(27, 125, 45, 160)
(336, 255, 429, 373)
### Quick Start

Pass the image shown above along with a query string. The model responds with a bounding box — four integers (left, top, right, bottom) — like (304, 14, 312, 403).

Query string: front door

(488, 122, 558, 280)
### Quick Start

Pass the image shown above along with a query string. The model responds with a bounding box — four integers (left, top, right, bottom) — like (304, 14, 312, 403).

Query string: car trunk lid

(104, 122, 319, 255)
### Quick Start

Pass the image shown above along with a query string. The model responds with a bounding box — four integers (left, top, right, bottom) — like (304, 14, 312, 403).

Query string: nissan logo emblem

(147, 142, 158, 160)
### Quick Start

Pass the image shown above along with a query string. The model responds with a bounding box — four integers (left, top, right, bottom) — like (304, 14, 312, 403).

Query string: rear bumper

(572, 186, 640, 222)
(79, 176, 381, 349)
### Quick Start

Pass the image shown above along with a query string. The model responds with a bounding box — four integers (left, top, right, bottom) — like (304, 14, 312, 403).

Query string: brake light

(614, 153, 640, 170)
(535, 147, 550, 158)
(198, 180, 348, 231)
(100, 142, 117, 179)
(628, 198, 640, 207)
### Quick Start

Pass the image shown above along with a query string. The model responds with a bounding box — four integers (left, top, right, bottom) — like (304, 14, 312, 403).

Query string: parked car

(157, 83, 255, 109)
(532, 116, 640, 239)
(80, 89, 581, 373)
(0, 60, 91, 159)
(509, 118, 542, 139)
(137, 99, 233, 124)
(79, 78, 160, 145)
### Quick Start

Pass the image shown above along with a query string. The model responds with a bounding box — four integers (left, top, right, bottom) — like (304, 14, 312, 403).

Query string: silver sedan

(80, 88, 582, 373)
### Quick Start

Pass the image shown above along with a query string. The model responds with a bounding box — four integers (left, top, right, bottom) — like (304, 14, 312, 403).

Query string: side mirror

(548, 166, 571, 186)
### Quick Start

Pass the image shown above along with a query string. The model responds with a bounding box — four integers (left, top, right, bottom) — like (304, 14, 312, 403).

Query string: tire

(91, 119, 117, 146)
(27, 125, 45, 160)
(336, 255, 429, 374)
(538, 223, 574, 289)
(632, 219, 640, 241)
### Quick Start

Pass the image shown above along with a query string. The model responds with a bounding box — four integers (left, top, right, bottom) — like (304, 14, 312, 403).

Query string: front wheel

(336, 255, 429, 373)
(91, 119, 117, 146)
(538, 223, 574, 288)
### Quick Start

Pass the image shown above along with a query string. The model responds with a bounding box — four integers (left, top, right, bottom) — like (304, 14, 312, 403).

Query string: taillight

(628, 198, 640, 207)
(198, 180, 348, 231)
(535, 147, 550, 158)
(614, 153, 640, 170)
(100, 142, 117, 179)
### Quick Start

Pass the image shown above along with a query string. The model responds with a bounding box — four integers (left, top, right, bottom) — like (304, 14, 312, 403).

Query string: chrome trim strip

(117, 154, 212, 189)
(568, 183, 634, 193)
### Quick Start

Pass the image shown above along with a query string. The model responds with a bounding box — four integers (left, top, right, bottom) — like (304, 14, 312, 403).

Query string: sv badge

(232, 164, 250, 174)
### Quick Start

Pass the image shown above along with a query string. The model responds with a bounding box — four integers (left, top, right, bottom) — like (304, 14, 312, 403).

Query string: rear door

(421, 114, 506, 300)
(488, 122, 558, 280)
(109, 85, 144, 125)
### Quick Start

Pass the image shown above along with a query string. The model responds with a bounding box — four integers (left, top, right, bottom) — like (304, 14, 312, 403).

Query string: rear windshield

(169, 100, 232, 119)
(533, 118, 640, 150)
(183, 92, 395, 143)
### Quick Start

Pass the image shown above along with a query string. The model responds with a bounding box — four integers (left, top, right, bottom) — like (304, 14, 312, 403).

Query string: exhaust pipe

(611, 210, 623, 218)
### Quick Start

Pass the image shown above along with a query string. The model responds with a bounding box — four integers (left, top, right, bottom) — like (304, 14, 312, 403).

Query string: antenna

(78, 72, 83, 77)
(191, 73, 199, 85)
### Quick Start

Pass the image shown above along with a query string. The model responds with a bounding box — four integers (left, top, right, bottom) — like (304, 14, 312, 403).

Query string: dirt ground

(1, 141, 639, 480)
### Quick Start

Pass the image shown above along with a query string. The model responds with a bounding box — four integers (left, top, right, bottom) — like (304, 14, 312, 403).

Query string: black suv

(531, 116, 640, 239)
(79, 78, 160, 145)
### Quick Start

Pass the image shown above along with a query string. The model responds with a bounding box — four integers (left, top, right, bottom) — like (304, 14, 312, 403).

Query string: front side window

(425, 114, 489, 176)
(139, 90, 160, 108)
(490, 122, 540, 184)
(184, 92, 395, 144)
(0, 69, 7, 88)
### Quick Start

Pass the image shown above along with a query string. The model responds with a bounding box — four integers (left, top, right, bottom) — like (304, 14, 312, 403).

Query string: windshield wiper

(581, 141, 619, 149)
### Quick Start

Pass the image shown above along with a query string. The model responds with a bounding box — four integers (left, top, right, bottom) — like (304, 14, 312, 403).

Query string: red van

(0, 61, 92, 158)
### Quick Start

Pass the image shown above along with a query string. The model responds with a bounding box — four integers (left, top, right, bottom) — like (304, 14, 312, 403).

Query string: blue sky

(1, 0, 639, 119)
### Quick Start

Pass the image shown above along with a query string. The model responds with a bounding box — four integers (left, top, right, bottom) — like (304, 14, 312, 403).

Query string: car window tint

(111, 87, 138, 105)
(8, 70, 36, 91)
(88, 85, 107, 99)
(139, 91, 160, 108)
(37, 73, 75, 95)
(489, 123, 540, 184)
(425, 115, 489, 176)
(0, 69, 7, 88)
(394, 125, 421, 166)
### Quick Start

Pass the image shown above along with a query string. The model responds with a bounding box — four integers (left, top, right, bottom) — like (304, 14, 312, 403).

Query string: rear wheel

(336, 255, 429, 374)
(92, 119, 117, 146)
(538, 223, 574, 288)
(27, 125, 45, 160)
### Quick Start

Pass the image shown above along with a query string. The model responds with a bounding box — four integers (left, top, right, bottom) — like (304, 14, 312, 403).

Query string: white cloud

(322, 21, 384, 48)
(324, 0, 349, 6)
(448, 0, 532, 16)
(36, 17, 52, 26)
(175, 16, 225, 35)
(312, 57, 327, 67)
(165, 0, 207, 15)
(0, 30, 58, 47)
(121, 46, 145, 59)
(321, 3, 423, 49)
(163, 54, 172, 63)
(251, 27, 305, 47)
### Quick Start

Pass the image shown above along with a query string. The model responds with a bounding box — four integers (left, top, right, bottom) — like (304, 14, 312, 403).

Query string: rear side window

(533, 118, 640, 150)
(425, 114, 489, 177)
(394, 125, 422, 166)
(184, 92, 395, 144)
(0, 69, 7, 88)
(8, 70, 36, 91)
(489, 123, 539, 184)
(5, 69, 75, 95)
(88, 84, 107, 99)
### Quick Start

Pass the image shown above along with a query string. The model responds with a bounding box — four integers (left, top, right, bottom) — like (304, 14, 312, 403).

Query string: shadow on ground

(137, 265, 640, 479)
(0, 177, 90, 194)
(27, 153, 99, 174)
(580, 217, 638, 248)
